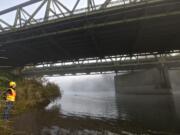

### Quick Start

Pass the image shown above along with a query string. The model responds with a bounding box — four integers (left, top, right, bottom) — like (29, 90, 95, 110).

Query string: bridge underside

(22, 55, 180, 76)
(1, 0, 180, 67)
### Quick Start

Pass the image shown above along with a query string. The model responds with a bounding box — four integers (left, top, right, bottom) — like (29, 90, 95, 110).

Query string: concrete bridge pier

(114, 67, 180, 128)
(114, 66, 172, 94)
(114, 64, 180, 130)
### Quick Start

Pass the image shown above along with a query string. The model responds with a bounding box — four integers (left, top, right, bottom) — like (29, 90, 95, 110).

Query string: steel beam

(21, 8, 38, 23)
(0, 19, 12, 28)
(54, 0, 71, 14)
(72, 0, 81, 13)
(53, 1, 66, 17)
(24, 0, 48, 26)
(44, 0, 51, 21)
(100, 0, 112, 9)
(0, 0, 43, 16)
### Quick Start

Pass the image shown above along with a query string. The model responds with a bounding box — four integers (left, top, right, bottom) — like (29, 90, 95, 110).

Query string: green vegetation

(0, 71, 61, 135)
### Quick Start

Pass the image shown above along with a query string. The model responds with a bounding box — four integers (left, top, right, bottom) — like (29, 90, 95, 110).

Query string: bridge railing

(0, 0, 165, 33)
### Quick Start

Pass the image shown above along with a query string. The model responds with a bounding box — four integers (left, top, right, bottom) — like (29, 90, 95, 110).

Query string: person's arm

(3, 89, 12, 100)
(6, 89, 12, 95)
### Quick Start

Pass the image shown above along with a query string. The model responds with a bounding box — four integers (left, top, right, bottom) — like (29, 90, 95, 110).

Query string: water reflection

(47, 95, 118, 119)
(116, 95, 179, 131)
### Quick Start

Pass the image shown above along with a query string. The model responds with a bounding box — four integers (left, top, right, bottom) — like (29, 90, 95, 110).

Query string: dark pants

(3, 101, 14, 120)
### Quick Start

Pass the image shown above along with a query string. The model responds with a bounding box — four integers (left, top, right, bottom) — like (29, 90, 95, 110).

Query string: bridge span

(0, 0, 180, 67)
(22, 53, 180, 76)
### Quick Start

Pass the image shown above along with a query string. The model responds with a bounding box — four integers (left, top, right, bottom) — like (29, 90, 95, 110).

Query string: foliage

(15, 79, 61, 110)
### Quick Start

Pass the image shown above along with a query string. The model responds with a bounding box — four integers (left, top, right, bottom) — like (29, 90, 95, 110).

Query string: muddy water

(13, 75, 180, 135)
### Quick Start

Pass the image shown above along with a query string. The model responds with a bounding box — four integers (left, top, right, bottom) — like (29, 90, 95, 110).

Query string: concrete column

(114, 67, 171, 94)
(158, 65, 171, 89)
(168, 69, 180, 119)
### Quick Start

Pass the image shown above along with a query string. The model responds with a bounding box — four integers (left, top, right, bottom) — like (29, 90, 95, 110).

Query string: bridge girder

(0, 0, 146, 32)
(22, 53, 180, 76)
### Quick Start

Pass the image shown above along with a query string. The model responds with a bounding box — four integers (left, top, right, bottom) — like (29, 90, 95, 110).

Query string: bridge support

(115, 67, 180, 128)
(114, 66, 172, 94)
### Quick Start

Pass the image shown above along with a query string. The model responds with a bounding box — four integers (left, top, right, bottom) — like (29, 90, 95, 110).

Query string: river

(13, 75, 180, 135)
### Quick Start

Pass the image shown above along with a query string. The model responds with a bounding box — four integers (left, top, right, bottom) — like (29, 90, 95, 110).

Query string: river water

(14, 75, 180, 135)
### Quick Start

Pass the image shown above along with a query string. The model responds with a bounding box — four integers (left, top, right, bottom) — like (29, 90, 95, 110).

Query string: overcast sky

(0, 0, 106, 11)
(0, 0, 28, 10)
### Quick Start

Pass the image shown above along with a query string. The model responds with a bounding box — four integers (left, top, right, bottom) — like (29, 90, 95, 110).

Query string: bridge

(22, 53, 180, 76)
(0, 0, 180, 68)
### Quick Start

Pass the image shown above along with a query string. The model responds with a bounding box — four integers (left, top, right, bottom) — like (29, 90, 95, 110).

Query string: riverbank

(13, 108, 178, 135)
(0, 73, 61, 135)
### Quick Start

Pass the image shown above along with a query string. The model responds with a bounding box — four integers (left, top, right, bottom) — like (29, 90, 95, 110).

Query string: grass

(0, 120, 13, 135)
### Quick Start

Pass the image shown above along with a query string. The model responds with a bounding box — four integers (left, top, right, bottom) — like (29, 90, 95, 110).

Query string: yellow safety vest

(6, 88, 16, 102)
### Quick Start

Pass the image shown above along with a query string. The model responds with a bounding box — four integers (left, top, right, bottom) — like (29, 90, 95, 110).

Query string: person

(3, 81, 16, 120)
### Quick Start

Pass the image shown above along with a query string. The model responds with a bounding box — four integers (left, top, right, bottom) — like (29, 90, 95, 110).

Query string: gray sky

(0, 0, 28, 10)
(0, 0, 105, 11)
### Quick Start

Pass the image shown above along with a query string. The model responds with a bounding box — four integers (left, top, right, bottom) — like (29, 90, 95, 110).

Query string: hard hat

(9, 81, 16, 87)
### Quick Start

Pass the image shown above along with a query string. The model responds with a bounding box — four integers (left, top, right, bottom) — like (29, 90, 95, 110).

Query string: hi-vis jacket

(6, 88, 16, 102)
